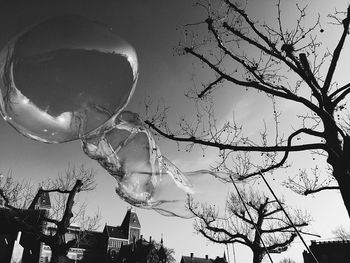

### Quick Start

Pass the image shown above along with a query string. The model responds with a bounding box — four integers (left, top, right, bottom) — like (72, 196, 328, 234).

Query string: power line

(230, 175, 274, 263)
(259, 172, 319, 263)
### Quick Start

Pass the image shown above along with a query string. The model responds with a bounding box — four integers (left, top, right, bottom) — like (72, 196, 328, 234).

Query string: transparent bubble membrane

(82, 111, 231, 218)
(0, 16, 230, 218)
(0, 16, 138, 143)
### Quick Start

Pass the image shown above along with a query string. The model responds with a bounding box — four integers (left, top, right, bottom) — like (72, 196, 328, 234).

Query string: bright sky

(0, 1, 350, 262)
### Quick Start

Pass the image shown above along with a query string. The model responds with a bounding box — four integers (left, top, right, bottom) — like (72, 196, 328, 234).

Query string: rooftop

(121, 208, 141, 229)
(104, 225, 128, 239)
(311, 239, 350, 245)
(181, 254, 227, 263)
(37, 191, 51, 209)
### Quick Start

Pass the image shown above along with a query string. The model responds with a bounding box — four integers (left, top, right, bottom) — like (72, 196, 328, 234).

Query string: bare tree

(116, 238, 176, 263)
(0, 170, 35, 209)
(153, 240, 176, 263)
(34, 165, 98, 229)
(187, 189, 311, 263)
(0, 165, 100, 263)
(146, 0, 350, 217)
(332, 225, 350, 240)
(145, 241, 176, 263)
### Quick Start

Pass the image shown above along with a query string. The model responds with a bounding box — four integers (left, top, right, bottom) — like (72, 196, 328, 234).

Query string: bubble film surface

(0, 16, 138, 143)
(0, 16, 229, 217)
(82, 111, 208, 217)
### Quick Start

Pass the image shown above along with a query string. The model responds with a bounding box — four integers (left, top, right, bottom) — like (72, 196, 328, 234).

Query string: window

(109, 239, 118, 247)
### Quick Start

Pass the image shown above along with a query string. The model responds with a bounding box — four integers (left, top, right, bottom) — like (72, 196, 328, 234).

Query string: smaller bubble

(82, 111, 231, 218)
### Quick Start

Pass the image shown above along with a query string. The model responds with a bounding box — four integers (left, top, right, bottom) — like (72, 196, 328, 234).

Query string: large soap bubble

(0, 16, 138, 143)
(0, 16, 229, 218)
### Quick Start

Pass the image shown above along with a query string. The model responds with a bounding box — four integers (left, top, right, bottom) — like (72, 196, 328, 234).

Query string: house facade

(0, 189, 168, 263)
(40, 207, 143, 263)
(103, 208, 141, 260)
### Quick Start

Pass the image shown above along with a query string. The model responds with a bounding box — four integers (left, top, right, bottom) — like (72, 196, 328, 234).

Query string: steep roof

(121, 209, 141, 229)
(30, 188, 51, 210)
(104, 225, 128, 239)
(37, 191, 51, 209)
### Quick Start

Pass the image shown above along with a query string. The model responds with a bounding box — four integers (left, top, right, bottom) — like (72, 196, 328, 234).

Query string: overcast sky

(1, 1, 350, 262)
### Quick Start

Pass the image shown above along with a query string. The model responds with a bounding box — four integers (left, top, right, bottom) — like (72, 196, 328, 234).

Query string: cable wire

(259, 172, 319, 263)
(229, 175, 274, 263)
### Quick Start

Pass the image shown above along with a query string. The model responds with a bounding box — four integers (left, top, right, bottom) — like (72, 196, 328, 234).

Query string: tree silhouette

(116, 238, 176, 263)
(146, 0, 350, 217)
(0, 165, 100, 263)
(332, 225, 350, 240)
(187, 189, 310, 263)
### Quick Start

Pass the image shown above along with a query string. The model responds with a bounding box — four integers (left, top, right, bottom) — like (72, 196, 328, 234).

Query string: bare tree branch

(146, 0, 350, 217)
(0, 166, 100, 263)
(187, 188, 311, 263)
(323, 6, 350, 92)
(304, 186, 340, 195)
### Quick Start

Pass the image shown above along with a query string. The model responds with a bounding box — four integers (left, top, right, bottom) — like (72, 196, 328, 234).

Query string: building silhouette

(303, 240, 350, 263)
(40, 208, 147, 262)
(0, 189, 49, 263)
(0, 189, 170, 263)
(37, 192, 167, 263)
(103, 208, 141, 257)
(180, 253, 227, 263)
(116, 236, 168, 263)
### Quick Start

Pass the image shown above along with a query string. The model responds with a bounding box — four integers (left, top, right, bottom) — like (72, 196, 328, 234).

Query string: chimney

(190, 253, 194, 259)
(205, 255, 208, 260)
(140, 235, 143, 240)
(149, 236, 152, 243)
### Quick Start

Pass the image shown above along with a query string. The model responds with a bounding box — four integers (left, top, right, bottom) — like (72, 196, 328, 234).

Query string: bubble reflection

(0, 16, 138, 143)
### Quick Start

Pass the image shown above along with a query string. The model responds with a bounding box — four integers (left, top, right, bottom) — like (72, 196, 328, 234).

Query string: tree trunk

(50, 245, 69, 263)
(324, 119, 350, 217)
(252, 250, 264, 263)
(333, 167, 350, 218)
